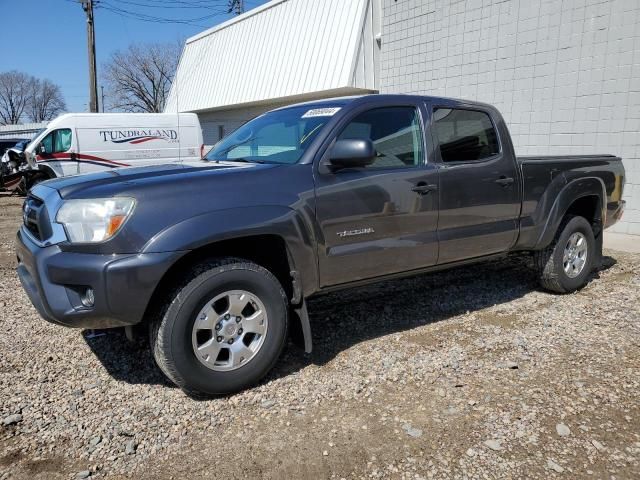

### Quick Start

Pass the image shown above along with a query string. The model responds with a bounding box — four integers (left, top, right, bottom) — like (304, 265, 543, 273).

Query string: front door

(314, 104, 439, 287)
(34, 128, 79, 176)
(431, 104, 520, 263)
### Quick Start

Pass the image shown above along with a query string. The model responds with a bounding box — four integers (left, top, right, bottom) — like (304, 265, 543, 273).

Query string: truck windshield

(205, 105, 340, 164)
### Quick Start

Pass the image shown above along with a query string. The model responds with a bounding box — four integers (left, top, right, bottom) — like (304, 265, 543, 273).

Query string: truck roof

(273, 93, 497, 112)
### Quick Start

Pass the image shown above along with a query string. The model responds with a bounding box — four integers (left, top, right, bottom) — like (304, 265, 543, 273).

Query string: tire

(534, 215, 595, 293)
(150, 258, 289, 396)
(27, 173, 49, 191)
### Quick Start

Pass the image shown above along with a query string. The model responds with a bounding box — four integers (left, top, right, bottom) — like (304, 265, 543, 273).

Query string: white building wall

(167, 0, 379, 114)
(0, 122, 48, 141)
(380, 0, 640, 235)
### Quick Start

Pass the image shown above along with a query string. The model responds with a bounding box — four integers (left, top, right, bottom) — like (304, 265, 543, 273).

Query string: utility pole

(81, 0, 99, 113)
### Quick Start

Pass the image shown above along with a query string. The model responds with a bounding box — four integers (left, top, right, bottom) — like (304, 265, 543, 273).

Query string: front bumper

(16, 228, 184, 329)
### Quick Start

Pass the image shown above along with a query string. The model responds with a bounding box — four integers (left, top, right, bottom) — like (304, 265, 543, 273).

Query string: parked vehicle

(0, 137, 30, 156)
(23, 113, 204, 179)
(1, 139, 31, 193)
(16, 94, 626, 395)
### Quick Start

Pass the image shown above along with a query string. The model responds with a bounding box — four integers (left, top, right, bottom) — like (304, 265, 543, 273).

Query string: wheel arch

(534, 177, 606, 250)
(141, 231, 314, 353)
(33, 163, 57, 178)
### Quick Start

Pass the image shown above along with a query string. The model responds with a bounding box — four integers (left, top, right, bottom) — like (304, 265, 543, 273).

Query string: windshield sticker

(301, 107, 341, 118)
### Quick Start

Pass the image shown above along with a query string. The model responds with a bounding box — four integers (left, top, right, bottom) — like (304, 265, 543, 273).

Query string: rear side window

(433, 108, 499, 162)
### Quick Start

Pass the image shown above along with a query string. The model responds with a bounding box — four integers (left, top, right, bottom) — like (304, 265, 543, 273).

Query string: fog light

(81, 288, 95, 308)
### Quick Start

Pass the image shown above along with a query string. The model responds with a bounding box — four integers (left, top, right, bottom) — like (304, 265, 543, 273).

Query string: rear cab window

(432, 108, 499, 163)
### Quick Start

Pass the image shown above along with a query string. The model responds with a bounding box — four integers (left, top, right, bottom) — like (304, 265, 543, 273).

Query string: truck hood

(41, 160, 261, 198)
(29, 159, 313, 255)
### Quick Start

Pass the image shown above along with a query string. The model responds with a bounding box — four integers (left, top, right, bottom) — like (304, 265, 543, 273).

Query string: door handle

(495, 176, 514, 187)
(411, 183, 438, 195)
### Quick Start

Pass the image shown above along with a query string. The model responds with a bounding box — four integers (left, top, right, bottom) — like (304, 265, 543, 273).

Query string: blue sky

(1, 0, 268, 112)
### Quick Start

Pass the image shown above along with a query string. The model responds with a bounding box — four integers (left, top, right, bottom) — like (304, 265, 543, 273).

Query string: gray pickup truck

(16, 94, 626, 395)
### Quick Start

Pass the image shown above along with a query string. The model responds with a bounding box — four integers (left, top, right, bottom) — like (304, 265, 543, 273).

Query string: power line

(99, 1, 232, 26)
(96, 0, 248, 27)
(109, 0, 228, 10)
(125, 0, 228, 5)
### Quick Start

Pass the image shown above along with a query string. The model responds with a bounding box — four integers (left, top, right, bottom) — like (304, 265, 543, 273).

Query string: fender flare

(142, 205, 318, 352)
(534, 176, 606, 249)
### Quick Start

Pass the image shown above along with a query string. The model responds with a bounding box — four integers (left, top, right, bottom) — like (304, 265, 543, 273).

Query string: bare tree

(228, 0, 245, 14)
(0, 71, 34, 125)
(28, 79, 66, 122)
(102, 42, 181, 113)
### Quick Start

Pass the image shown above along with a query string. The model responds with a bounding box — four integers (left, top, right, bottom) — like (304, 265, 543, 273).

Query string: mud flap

(291, 300, 312, 354)
(594, 227, 603, 269)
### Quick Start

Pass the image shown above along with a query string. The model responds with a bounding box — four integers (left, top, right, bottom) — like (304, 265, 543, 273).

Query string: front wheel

(150, 258, 289, 395)
(534, 215, 596, 293)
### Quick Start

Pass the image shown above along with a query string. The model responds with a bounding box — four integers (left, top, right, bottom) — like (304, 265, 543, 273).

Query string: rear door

(431, 102, 520, 263)
(178, 114, 204, 161)
(314, 100, 440, 287)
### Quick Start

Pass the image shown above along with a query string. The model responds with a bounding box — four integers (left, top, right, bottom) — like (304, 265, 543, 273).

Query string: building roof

(165, 0, 380, 113)
(0, 122, 48, 141)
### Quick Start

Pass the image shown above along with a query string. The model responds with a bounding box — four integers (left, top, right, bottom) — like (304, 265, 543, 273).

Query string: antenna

(175, 45, 181, 163)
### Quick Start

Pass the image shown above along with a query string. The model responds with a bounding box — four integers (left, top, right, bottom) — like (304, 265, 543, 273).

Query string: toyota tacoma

(16, 95, 626, 395)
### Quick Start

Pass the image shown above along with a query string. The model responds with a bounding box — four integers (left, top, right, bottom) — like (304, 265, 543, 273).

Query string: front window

(338, 107, 424, 168)
(38, 128, 72, 154)
(205, 105, 341, 164)
(40, 132, 54, 154)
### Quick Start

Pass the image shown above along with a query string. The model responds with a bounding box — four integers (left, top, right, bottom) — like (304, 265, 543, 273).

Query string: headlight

(56, 198, 136, 243)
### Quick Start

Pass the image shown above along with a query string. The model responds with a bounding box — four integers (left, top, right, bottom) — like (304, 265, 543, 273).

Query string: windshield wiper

(210, 158, 267, 164)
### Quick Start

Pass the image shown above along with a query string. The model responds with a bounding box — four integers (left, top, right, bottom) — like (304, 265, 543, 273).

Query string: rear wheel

(150, 258, 289, 395)
(534, 215, 595, 293)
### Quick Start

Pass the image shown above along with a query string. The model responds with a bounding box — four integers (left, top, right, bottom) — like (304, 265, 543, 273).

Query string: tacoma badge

(337, 228, 375, 238)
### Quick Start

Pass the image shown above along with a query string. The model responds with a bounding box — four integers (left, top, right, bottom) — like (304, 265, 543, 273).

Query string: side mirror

(327, 139, 375, 170)
(37, 144, 46, 155)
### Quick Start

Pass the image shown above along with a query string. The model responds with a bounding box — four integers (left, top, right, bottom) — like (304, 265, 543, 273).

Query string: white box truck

(24, 113, 204, 180)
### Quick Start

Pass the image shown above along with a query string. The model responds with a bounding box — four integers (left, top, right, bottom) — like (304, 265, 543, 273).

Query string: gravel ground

(1, 193, 639, 479)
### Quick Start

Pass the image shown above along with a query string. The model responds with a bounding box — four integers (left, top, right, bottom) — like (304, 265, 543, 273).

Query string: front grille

(23, 195, 52, 242)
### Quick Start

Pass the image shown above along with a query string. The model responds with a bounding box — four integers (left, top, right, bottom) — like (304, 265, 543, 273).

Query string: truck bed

(515, 153, 625, 249)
